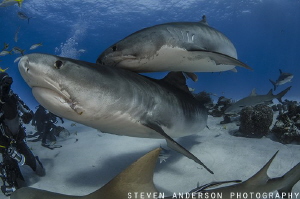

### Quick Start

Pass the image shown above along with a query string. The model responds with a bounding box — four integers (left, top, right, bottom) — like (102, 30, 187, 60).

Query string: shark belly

(117, 45, 236, 73)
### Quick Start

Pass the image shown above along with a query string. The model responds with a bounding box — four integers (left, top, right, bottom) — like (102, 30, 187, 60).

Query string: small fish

(269, 69, 293, 91)
(29, 43, 42, 50)
(14, 26, 20, 42)
(14, 56, 22, 63)
(70, 123, 77, 127)
(0, 50, 12, 56)
(12, 47, 25, 55)
(0, 0, 23, 7)
(2, 43, 9, 51)
(17, 11, 32, 24)
(0, 67, 9, 72)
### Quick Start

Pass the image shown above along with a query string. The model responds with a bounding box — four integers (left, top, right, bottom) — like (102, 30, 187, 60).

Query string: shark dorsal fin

(88, 148, 161, 199)
(250, 88, 256, 96)
(244, 151, 278, 186)
(200, 15, 208, 25)
(279, 69, 282, 74)
(161, 72, 192, 94)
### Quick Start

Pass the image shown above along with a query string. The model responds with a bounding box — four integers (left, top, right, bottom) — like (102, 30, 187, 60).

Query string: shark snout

(18, 55, 30, 72)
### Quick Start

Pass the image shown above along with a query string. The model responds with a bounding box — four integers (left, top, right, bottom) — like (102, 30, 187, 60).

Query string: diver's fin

(11, 148, 161, 199)
(142, 121, 213, 174)
(244, 151, 278, 186)
(183, 48, 252, 71)
(161, 72, 192, 94)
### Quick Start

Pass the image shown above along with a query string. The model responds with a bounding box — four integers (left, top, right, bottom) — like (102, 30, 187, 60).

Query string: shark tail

(275, 86, 292, 103)
(277, 162, 300, 197)
(269, 79, 277, 91)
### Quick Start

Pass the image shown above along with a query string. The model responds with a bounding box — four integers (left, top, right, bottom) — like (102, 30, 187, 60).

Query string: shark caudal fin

(11, 148, 161, 199)
(86, 148, 161, 199)
(275, 86, 292, 103)
(277, 162, 300, 196)
(269, 79, 277, 91)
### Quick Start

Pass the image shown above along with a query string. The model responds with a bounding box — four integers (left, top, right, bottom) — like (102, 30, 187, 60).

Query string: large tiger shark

(97, 15, 252, 81)
(10, 148, 300, 199)
(18, 53, 212, 173)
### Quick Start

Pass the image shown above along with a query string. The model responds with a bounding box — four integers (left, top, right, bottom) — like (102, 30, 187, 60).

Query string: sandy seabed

(1, 115, 299, 199)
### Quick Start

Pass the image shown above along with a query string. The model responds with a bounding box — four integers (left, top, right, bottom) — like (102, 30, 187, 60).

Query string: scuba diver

(0, 72, 45, 196)
(31, 105, 65, 149)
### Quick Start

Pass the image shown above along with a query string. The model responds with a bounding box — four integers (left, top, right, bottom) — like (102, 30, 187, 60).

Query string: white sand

(2, 115, 300, 198)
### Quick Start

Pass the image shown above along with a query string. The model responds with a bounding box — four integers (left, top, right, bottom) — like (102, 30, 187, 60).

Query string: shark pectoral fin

(142, 121, 213, 174)
(245, 151, 279, 186)
(187, 48, 253, 70)
(10, 187, 77, 199)
(190, 180, 242, 193)
(183, 72, 198, 82)
(88, 148, 161, 199)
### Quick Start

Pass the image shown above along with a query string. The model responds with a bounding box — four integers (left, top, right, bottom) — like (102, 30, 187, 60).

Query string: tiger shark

(18, 53, 212, 173)
(97, 15, 252, 81)
(11, 148, 300, 199)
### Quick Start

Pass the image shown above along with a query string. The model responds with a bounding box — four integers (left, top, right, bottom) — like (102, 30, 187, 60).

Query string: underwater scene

(0, 0, 300, 198)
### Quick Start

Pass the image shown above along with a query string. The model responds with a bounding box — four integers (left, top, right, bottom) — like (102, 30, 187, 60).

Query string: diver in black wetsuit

(31, 105, 64, 149)
(0, 72, 45, 196)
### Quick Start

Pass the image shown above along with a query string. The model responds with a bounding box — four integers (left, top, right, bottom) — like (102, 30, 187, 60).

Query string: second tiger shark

(97, 15, 252, 81)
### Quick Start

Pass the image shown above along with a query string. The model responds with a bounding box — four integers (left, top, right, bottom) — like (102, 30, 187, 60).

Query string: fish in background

(2, 42, 9, 51)
(269, 69, 293, 91)
(224, 86, 292, 114)
(14, 26, 21, 42)
(10, 148, 300, 199)
(12, 47, 25, 55)
(17, 11, 33, 24)
(97, 15, 252, 82)
(0, 50, 12, 56)
(0, 0, 23, 7)
(30, 43, 43, 50)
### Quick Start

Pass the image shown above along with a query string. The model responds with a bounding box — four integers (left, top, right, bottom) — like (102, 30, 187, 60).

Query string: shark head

(18, 53, 111, 124)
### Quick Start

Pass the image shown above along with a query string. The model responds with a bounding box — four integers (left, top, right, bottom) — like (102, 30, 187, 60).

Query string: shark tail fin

(269, 79, 277, 91)
(275, 86, 292, 103)
(277, 162, 300, 197)
(87, 148, 161, 199)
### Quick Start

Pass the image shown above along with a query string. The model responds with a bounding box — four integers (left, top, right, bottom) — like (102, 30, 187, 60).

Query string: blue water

(0, 0, 300, 109)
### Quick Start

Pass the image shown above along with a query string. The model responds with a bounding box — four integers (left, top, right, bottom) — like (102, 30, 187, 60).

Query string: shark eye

(54, 60, 63, 69)
(112, 46, 117, 52)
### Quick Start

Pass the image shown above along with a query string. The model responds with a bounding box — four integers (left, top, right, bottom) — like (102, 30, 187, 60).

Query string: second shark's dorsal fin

(250, 88, 257, 96)
(87, 148, 161, 199)
(161, 72, 192, 94)
(279, 69, 282, 74)
(244, 151, 279, 186)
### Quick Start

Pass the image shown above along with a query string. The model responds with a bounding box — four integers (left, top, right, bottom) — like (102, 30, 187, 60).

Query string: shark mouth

(18, 56, 84, 116)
